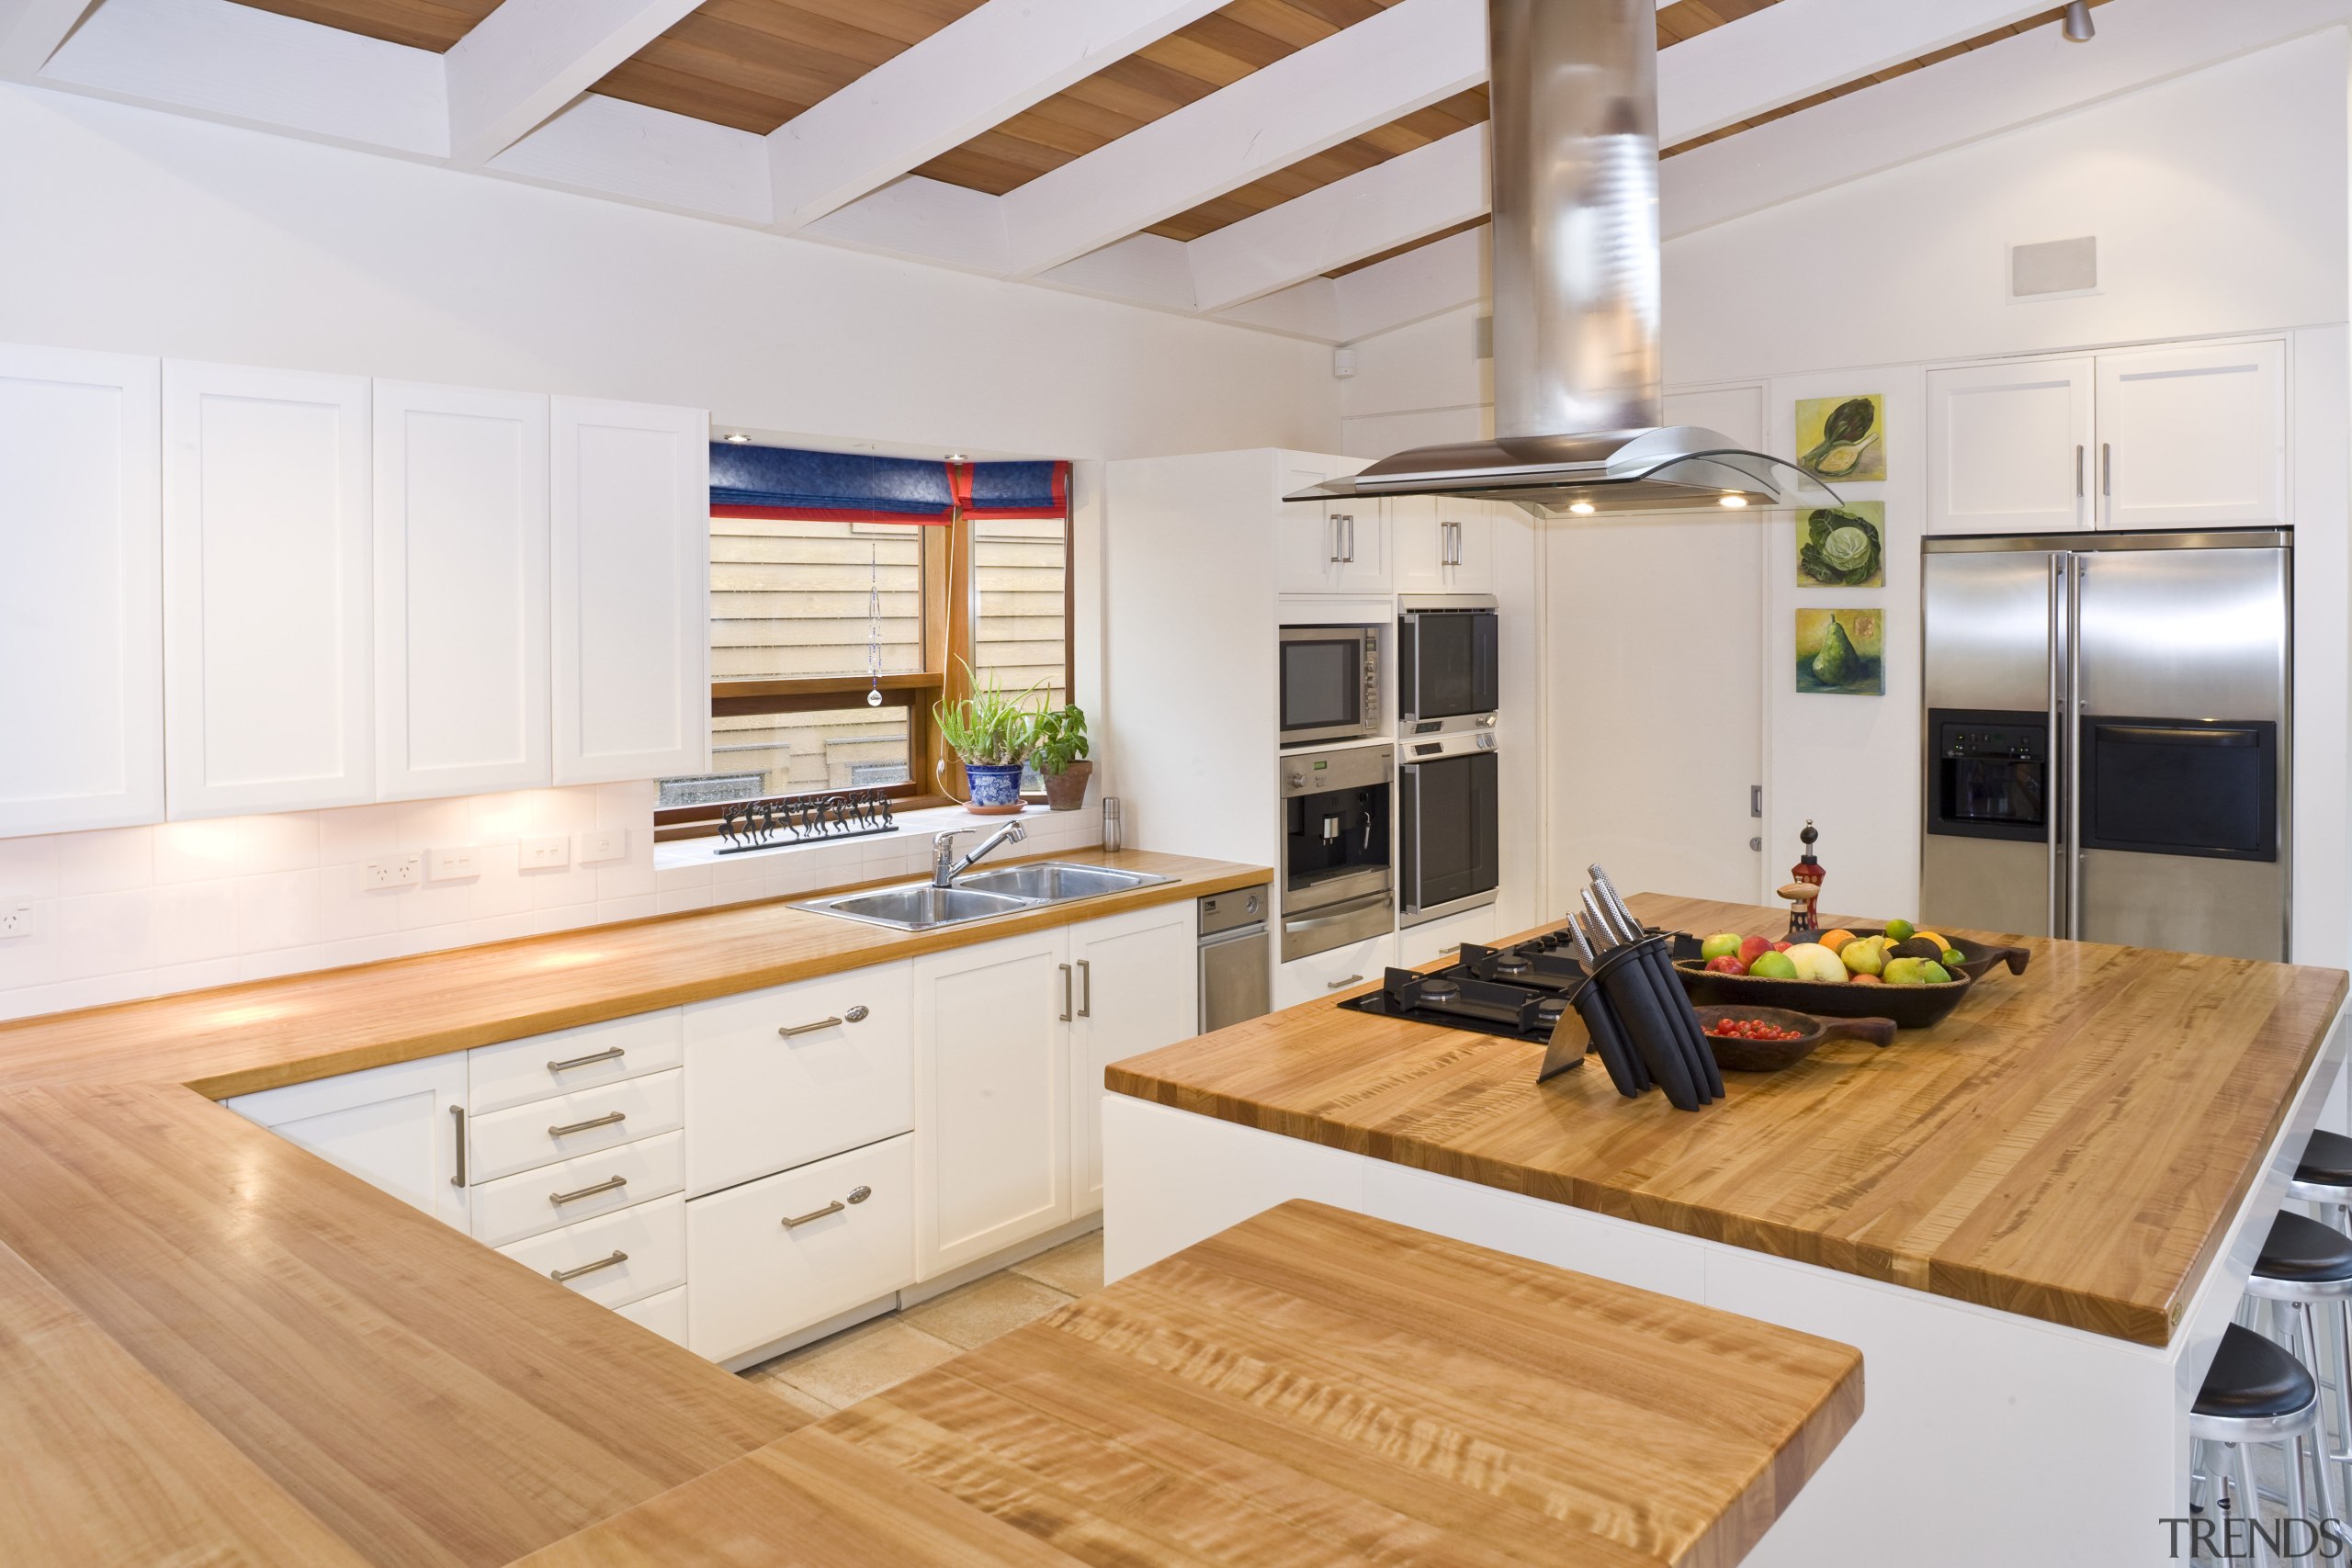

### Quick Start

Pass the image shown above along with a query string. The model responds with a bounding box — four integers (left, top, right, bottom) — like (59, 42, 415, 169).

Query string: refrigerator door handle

(2064, 554, 2085, 940)
(2047, 554, 2064, 940)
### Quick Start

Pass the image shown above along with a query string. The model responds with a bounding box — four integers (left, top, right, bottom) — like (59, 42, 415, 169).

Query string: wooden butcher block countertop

(1107, 894, 2351, 1348)
(517, 1201, 1863, 1568)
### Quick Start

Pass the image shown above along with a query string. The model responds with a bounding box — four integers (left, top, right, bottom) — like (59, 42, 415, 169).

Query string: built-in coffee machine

(1279, 745, 1394, 962)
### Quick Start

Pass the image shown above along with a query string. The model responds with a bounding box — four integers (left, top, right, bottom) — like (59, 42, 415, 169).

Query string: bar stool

(2292, 1129, 2352, 1234)
(2194, 1324, 2330, 1566)
(2245, 1209, 2352, 1520)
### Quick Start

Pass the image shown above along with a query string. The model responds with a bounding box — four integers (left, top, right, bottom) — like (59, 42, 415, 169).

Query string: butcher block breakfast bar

(1103, 893, 2352, 1564)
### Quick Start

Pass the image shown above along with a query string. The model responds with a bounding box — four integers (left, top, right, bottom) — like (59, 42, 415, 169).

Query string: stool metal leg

(2334, 1301, 2352, 1503)
(2230, 1442, 2272, 1568)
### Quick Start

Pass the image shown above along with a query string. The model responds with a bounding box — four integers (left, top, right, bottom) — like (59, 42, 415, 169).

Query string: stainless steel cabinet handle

(1326, 974, 1365, 990)
(1282, 890, 1393, 933)
(1058, 963, 1072, 1022)
(2101, 442, 2112, 509)
(2075, 444, 2085, 500)
(2065, 556, 2085, 939)
(1076, 958, 1092, 1019)
(449, 1105, 466, 1189)
(777, 1016, 843, 1038)
(549, 1174, 628, 1206)
(548, 1110, 626, 1137)
(547, 1045, 625, 1073)
(1346, 513, 1357, 563)
(550, 1250, 628, 1283)
(1329, 514, 1343, 564)
(782, 1183, 874, 1229)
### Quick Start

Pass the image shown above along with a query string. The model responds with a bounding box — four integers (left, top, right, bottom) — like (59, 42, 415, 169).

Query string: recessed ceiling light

(720, 433, 752, 444)
(1567, 501, 1596, 515)
(945, 451, 969, 462)
(1719, 495, 1749, 508)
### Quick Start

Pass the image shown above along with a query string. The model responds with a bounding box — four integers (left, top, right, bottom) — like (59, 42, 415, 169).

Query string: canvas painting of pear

(1795, 394, 1886, 482)
(1794, 607, 1884, 695)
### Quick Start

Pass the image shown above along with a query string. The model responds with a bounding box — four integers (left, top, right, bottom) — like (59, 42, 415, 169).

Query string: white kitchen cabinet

(616, 1285, 689, 1348)
(1068, 902, 1197, 1213)
(912, 929, 1072, 1278)
(469, 1127, 684, 1248)
(0, 345, 163, 838)
(1274, 931, 1394, 1010)
(1396, 904, 1499, 968)
(1925, 357, 2095, 536)
(1275, 459, 1386, 594)
(228, 1053, 469, 1229)
(164, 362, 374, 817)
(1391, 496, 1496, 593)
(550, 396, 709, 785)
(684, 961, 913, 1198)
(2097, 341, 2286, 530)
(468, 1008, 683, 1115)
(373, 380, 551, 800)
(499, 1191, 684, 1310)
(466, 1066, 683, 1184)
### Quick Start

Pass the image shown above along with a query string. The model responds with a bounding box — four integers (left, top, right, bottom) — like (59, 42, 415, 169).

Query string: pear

(1811, 617, 1859, 686)
(1841, 939, 1885, 976)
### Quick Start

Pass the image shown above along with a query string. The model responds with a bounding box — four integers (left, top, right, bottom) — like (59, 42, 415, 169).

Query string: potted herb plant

(1032, 704, 1092, 812)
(934, 663, 1046, 815)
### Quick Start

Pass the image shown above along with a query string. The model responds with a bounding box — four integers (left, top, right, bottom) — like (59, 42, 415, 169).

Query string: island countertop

(1105, 893, 2350, 1348)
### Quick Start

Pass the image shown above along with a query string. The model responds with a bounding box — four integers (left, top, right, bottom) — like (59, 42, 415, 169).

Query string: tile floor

(739, 1229, 1103, 1416)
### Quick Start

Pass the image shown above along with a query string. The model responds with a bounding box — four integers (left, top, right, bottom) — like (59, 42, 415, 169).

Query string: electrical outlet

(0, 905, 32, 939)
(577, 828, 628, 865)
(521, 835, 571, 871)
(364, 853, 424, 889)
(426, 845, 479, 882)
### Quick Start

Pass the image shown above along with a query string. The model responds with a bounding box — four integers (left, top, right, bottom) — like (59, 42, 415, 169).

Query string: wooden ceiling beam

(444, 0, 703, 164)
(0, 0, 98, 80)
(765, 0, 1229, 234)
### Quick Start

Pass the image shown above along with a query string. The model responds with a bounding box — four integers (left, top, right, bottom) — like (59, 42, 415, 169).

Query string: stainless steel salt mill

(1101, 796, 1123, 853)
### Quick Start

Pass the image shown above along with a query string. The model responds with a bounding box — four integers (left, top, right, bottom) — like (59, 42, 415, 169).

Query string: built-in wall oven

(1397, 730, 1499, 926)
(1279, 623, 1381, 748)
(1279, 745, 1394, 961)
(1396, 595, 1498, 738)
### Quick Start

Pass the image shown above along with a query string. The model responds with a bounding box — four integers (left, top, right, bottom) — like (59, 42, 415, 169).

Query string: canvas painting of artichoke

(1797, 502, 1884, 587)
(1794, 608, 1884, 695)
(1795, 394, 1886, 482)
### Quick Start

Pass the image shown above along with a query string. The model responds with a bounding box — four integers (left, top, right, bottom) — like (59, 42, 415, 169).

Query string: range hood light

(1567, 500, 1597, 515)
(1718, 495, 1748, 508)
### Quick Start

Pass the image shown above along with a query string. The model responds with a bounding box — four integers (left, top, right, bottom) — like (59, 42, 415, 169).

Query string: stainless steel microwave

(1278, 624, 1381, 748)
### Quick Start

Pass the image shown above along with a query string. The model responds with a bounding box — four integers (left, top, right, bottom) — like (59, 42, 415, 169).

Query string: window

(658, 456, 1073, 839)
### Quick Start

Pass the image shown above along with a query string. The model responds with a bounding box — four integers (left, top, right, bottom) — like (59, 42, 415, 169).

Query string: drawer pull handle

(548, 1111, 627, 1138)
(449, 1105, 466, 1189)
(781, 1185, 872, 1230)
(550, 1250, 628, 1283)
(1326, 974, 1365, 990)
(548, 1045, 626, 1072)
(777, 1009, 863, 1038)
(549, 1174, 628, 1206)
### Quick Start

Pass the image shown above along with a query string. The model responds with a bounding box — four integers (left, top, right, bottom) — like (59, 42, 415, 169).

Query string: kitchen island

(1102, 893, 2352, 1564)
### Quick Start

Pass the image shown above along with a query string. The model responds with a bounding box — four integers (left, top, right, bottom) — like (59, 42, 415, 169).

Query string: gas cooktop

(1338, 927, 1704, 1043)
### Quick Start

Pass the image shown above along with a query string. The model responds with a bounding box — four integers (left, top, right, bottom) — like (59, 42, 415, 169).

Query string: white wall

(1342, 30, 2352, 957)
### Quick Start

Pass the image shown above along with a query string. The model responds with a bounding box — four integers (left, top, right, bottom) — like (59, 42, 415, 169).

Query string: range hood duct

(1290, 0, 1828, 517)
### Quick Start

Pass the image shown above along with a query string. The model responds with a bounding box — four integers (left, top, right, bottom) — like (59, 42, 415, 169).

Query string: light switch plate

(364, 853, 424, 889)
(577, 828, 628, 865)
(427, 845, 479, 882)
(0, 905, 32, 938)
(521, 835, 571, 871)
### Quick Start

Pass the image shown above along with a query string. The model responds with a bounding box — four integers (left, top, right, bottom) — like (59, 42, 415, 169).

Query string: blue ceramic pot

(964, 762, 1026, 809)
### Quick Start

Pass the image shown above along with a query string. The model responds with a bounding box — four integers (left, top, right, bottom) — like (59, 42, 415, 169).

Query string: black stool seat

(2298, 1128, 2352, 1189)
(2256, 1210, 2352, 1284)
(2196, 1324, 2318, 1421)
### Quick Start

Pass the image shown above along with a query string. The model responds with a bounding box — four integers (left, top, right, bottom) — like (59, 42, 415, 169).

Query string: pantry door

(1542, 385, 1767, 908)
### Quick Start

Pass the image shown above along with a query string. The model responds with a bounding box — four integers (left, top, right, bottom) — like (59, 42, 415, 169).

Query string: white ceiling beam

(767, 0, 1227, 234)
(0, 0, 97, 80)
(1035, 233, 1197, 314)
(799, 175, 1012, 276)
(443, 0, 699, 166)
(1209, 276, 1343, 342)
(489, 93, 773, 225)
(1334, 223, 1488, 342)
(1189, 124, 1487, 312)
(997, 0, 1487, 278)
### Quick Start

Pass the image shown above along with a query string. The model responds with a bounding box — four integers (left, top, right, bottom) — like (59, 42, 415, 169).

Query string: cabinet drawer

(470, 1130, 684, 1248)
(499, 1192, 684, 1309)
(685, 962, 912, 1197)
(616, 1285, 689, 1348)
(1273, 931, 1394, 1010)
(469, 1010, 682, 1114)
(687, 1134, 913, 1364)
(469, 1068, 683, 1183)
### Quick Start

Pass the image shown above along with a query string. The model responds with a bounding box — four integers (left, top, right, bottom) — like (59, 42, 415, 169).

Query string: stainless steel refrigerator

(1920, 530, 2290, 961)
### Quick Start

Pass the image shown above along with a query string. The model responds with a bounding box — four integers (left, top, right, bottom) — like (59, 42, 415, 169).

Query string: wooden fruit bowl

(1674, 960, 1973, 1030)
(1693, 1006, 1896, 1071)
(1836, 930, 2030, 983)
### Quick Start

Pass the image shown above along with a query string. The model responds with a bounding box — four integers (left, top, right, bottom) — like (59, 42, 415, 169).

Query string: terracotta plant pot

(1042, 760, 1093, 812)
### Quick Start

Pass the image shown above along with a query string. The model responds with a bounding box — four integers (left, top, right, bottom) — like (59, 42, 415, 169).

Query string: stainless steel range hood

(1289, 0, 1826, 517)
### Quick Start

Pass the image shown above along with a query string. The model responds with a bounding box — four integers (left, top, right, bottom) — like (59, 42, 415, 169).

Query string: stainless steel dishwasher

(1197, 885, 1271, 1032)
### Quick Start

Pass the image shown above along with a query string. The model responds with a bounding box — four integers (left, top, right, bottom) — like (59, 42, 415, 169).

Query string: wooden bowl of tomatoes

(1693, 1005, 1898, 1072)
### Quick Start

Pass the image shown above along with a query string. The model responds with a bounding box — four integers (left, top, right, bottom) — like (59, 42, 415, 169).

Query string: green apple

(1747, 951, 1799, 979)
(1920, 961, 1952, 984)
(1701, 931, 1744, 961)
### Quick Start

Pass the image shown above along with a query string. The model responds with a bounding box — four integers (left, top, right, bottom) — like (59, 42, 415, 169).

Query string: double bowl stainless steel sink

(794, 862, 1173, 931)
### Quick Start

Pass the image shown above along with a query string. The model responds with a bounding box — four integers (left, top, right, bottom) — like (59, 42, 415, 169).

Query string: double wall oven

(1396, 595, 1500, 928)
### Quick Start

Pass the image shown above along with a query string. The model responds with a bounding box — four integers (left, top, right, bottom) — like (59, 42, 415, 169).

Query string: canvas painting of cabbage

(1794, 394, 1885, 482)
(1794, 608, 1884, 695)
(1797, 502, 1884, 587)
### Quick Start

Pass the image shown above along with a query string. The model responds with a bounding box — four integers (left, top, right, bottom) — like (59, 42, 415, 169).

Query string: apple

(1920, 961, 1953, 984)
(1747, 951, 1799, 979)
(1783, 942, 1847, 983)
(1700, 932, 1743, 961)
(1737, 935, 1774, 968)
(1771, 941, 1793, 953)
(1849, 973, 1883, 986)
(1704, 954, 1747, 976)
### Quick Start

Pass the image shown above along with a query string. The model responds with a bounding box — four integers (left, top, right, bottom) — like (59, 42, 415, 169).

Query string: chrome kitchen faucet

(933, 822, 1026, 888)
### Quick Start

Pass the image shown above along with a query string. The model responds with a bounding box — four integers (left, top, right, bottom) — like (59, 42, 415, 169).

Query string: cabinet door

(1925, 357, 2094, 535)
(374, 381, 550, 800)
(228, 1054, 469, 1229)
(1443, 501, 1497, 593)
(1330, 500, 1389, 593)
(913, 930, 1070, 1277)
(164, 362, 373, 817)
(551, 397, 709, 784)
(2097, 341, 2286, 530)
(1389, 495, 1445, 592)
(1068, 903, 1196, 1213)
(0, 345, 163, 838)
(1274, 462, 1344, 592)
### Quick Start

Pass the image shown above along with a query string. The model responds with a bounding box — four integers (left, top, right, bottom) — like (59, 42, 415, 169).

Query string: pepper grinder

(1780, 820, 1826, 935)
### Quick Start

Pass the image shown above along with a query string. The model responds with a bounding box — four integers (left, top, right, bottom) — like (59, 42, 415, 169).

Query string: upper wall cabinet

(1391, 495, 1495, 594)
(164, 363, 373, 817)
(0, 346, 163, 838)
(1926, 358, 2096, 536)
(374, 381, 552, 801)
(1275, 457, 1387, 594)
(2098, 342, 2287, 530)
(551, 397, 709, 784)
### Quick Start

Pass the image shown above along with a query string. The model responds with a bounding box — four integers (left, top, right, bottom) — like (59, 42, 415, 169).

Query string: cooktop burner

(1338, 927, 1703, 1043)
